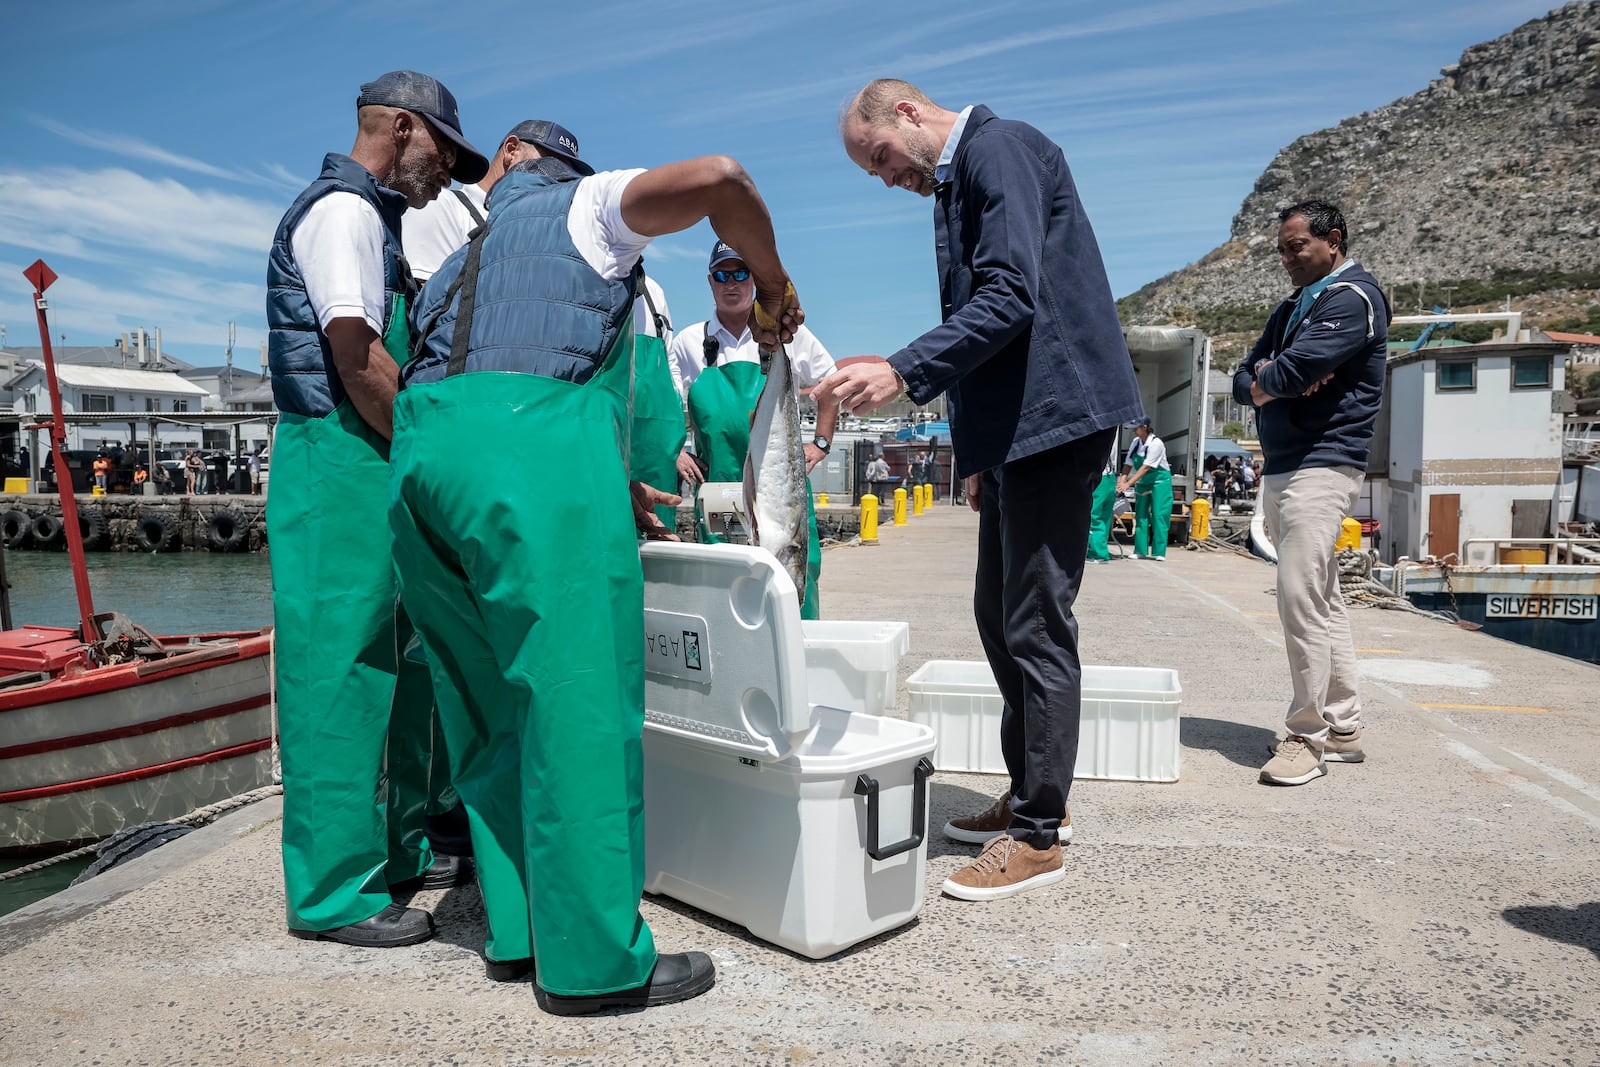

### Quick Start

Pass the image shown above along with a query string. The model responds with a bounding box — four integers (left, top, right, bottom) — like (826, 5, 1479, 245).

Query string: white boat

(0, 258, 275, 854)
(0, 624, 273, 853)
(1249, 511, 1278, 563)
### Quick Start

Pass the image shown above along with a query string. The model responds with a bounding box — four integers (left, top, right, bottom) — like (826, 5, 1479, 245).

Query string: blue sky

(0, 0, 1561, 368)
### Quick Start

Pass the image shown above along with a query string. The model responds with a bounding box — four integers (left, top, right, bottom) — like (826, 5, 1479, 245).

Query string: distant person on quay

(1118, 417, 1170, 560)
(820, 79, 1142, 902)
(1086, 436, 1119, 563)
(1233, 198, 1388, 786)
(266, 70, 486, 949)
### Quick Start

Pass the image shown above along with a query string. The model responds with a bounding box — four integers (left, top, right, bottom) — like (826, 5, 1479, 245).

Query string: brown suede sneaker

(943, 793, 1073, 845)
(942, 835, 1065, 901)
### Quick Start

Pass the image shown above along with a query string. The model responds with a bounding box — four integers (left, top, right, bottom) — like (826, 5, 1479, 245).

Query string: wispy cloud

(29, 115, 304, 192)
(0, 166, 280, 266)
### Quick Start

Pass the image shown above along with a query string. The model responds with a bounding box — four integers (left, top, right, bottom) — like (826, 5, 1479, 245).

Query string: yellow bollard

(1191, 496, 1211, 541)
(1335, 515, 1361, 551)
(860, 494, 879, 544)
(911, 484, 924, 516)
(893, 486, 908, 525)
(816, 491, 829, 507)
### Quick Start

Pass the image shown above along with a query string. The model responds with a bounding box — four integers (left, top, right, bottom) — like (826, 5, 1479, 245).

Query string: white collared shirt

(666, 319, 835, 400)
(934, 105, 975, 185)
(403, 182, 489, 283)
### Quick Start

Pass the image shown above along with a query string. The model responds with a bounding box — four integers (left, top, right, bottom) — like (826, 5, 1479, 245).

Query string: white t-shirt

(403, 183, 488, 283)
(568, 168, 653, 282)
(1140, 435, 1170, 471)
(634, 274, 672, 342)
(290, 192, 386, 334)
(666, 319, 835, 399)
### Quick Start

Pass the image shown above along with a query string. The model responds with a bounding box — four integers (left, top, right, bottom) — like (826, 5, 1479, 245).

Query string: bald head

(840, 78, 936, 134)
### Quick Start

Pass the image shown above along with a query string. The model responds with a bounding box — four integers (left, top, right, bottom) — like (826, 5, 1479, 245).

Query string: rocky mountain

(1119, 2, 1600, 343)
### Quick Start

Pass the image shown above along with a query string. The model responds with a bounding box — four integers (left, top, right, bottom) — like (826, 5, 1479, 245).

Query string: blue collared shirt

(934, 106, 975, 185)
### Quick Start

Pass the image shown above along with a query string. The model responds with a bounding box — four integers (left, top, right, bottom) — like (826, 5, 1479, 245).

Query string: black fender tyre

(130, 512, 176, 552)
(78, 508, 107, 550)
(30, 514, 64, 549)
(206, 508, 248, 552)
(0, 509, 31, 549)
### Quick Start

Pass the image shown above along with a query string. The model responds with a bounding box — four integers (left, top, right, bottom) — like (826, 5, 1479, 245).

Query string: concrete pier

(1, 508, 1596, 1064)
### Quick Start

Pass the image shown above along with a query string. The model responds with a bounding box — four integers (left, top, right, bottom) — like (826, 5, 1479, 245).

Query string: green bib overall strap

(629, 277, 686, 527)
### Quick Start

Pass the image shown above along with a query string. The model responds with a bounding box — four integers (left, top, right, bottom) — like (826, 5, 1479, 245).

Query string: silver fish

(743, 343, 809, 606)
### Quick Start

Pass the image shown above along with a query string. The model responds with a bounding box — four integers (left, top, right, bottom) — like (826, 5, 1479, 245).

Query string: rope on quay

(1337, 549, 1456, 622)
(0, 783, 284, 884)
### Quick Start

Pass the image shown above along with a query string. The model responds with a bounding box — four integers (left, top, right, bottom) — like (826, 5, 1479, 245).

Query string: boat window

(1512, 356, 1551, 389)
(1436, 361, 1475, 391)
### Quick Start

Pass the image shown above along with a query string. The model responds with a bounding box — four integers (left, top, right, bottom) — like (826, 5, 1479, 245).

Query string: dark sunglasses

(711, 268, 750, 283)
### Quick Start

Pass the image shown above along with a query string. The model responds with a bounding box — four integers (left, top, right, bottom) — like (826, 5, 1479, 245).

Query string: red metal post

(24, 259, 97, 640)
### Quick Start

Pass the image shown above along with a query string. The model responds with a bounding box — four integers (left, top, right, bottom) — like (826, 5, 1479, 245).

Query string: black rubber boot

(485, 956, 536, 983)
(541, 952, 715, 1015)
(288, 903, 435, 948)
(390, 853, 475, 893)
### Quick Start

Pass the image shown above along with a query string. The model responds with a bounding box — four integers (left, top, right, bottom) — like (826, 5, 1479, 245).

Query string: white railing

(1461, 536, 1600, 566)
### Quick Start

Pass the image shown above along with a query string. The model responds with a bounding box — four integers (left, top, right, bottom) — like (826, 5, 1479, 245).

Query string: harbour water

(0, 552, 274, 915)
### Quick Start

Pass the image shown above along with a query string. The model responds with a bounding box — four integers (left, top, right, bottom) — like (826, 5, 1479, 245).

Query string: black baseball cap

(357, 70, 488, 184)
(507, 119, 594, 176)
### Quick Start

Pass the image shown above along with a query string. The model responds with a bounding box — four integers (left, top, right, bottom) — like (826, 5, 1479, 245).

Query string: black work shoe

(541, 951, 715, 1015)
(391, 853, 475, 893)
(288, 903, 435, 948)
(485, 956, 535, 983)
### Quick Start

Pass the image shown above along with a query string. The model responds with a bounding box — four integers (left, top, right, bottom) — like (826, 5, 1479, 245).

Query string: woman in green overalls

(1118, 417, 1171, 560)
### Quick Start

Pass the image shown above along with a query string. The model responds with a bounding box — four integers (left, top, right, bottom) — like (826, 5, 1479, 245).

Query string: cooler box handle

(853, 756, 935, 861)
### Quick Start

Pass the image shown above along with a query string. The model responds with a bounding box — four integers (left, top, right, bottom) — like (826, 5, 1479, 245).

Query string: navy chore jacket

(1233, 262, 1389, 476)
(887, 105, 1142, 477)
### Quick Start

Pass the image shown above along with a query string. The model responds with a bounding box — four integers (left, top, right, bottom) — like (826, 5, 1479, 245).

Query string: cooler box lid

(641, 541, 813, 761)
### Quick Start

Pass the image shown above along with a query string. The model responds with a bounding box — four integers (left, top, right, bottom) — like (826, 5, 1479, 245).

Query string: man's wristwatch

(812, 435, 831, 454)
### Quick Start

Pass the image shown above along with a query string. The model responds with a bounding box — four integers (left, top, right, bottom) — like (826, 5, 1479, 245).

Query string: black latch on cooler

(854, 756, 935, 861)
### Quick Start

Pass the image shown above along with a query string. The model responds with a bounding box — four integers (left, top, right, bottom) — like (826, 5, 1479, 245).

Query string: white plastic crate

(802, 620, 911, 717)
(906, 660, 1181, 783)
(643, 706, 935, 959)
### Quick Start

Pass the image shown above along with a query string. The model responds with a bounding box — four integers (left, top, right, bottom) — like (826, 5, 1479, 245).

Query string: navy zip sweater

(1232, 262, 1389, 476)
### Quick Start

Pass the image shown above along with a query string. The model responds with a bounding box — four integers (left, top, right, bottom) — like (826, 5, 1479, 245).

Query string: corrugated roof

(13, 362, 210, 395)
(1546, 331, 1600, 345)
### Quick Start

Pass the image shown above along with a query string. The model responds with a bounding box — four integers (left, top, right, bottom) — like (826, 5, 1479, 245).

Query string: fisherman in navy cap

(405, 119, 590, 284)
(265, 70, 486, 951)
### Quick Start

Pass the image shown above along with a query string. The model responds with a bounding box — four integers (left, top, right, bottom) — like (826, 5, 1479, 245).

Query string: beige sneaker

(1260, 735, 1326, 786)
(943, 793, 1073, 845)
(1324, 726, 1365, 764)
(942, 835, 1065, 901)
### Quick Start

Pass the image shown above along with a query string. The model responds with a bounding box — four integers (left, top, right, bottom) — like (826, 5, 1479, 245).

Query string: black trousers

(974, 428, 1115, 849)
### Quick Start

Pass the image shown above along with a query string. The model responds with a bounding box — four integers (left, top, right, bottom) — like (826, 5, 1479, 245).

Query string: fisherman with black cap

(265, 70, 487, 950)
(404, 119, 592, 284)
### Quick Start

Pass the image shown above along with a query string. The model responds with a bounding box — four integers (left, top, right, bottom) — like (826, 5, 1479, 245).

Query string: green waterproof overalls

(1132, 448, 1172, 559)
(1087, 469, 1117, 561)
(628, 284, 686, 529)
(389, 242, 658, 996)
(269, 295, 440, 932)
(685, 359, 821, 618)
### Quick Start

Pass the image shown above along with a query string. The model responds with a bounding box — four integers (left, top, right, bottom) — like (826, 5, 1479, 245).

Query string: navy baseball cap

(1131, 416, 1152, 429)
(709, 241, 744, 270)
(507, 119, 594, 176)
(357, 70, 488, 184)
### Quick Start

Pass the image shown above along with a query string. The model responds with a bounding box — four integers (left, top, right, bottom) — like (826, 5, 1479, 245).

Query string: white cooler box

(906, 659, 1182, 783)
(640, 543, 934, 959)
